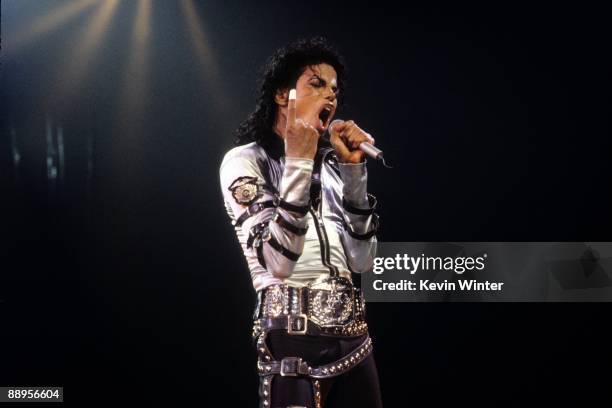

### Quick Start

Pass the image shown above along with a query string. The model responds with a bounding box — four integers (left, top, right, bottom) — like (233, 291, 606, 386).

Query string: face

(278, 63, 339, 135)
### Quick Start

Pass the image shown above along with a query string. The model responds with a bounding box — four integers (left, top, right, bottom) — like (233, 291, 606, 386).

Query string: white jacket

(219, 135, 378, 292)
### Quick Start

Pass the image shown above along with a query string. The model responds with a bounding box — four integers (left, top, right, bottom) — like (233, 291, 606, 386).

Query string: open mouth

(318, 105, 333, 131)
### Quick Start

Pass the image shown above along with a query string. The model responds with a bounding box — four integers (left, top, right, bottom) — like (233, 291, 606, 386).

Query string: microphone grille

(329, 119, 343, 128)
(324, 119, 343, 142)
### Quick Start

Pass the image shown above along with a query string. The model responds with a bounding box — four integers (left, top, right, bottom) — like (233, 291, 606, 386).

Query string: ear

(274, 88, 289, 106)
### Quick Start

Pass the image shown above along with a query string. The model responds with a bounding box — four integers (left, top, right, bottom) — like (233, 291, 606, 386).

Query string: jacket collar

(259, 130, 284, 160)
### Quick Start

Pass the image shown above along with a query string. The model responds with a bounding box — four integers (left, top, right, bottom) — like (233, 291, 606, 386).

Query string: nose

(324, 87, 336, 103)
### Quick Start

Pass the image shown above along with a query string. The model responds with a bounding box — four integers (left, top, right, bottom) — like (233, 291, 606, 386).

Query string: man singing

(219, 37, 383, 408)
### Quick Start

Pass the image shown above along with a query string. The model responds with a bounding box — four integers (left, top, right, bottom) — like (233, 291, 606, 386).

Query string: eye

(311, 79, 324, 87)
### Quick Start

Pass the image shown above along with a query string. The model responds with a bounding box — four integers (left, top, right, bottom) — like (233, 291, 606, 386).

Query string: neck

(273, 110, 287, 140)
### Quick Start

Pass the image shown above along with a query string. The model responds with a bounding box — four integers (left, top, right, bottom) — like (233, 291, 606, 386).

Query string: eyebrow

(310, 74, 326, 85)
(310, 74, 338, 90)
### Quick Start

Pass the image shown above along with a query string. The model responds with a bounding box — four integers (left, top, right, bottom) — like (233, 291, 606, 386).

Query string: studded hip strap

(256, 334, 373, 379)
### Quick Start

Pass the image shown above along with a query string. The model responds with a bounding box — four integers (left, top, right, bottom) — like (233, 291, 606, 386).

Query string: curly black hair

(234, 36, 346, 145)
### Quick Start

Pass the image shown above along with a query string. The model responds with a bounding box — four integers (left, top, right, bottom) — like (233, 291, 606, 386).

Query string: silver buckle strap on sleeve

(257, 335, 373, 379)
(247, 224, 301, 265)
(233, 200, 276, 227)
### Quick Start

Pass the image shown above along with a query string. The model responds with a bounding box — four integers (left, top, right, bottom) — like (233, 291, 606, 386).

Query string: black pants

(259, 330, 383, 408)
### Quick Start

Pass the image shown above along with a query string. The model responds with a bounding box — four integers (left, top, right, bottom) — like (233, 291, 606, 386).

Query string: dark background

(1, 1, 610, 406)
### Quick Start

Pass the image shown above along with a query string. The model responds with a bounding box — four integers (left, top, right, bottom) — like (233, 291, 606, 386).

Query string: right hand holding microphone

(329, 119, 375, 164)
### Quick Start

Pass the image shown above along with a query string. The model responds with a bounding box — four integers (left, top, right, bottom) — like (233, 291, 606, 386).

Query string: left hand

(329, 120, 375, 164)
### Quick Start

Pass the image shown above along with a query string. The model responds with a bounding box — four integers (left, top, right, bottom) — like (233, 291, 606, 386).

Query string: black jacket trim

(278, 198, 309, 216)
(342, 193, 377, 216)
(273, 213, 308, 236)
(266, 235, 301, 261)
(233, 200, 276, 227)
(343, 214, 379, 240)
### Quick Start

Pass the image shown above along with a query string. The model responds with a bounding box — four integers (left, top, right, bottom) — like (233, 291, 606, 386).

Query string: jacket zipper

(309, 199, 339, 278)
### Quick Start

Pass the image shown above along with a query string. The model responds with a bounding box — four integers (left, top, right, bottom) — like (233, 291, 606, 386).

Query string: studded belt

(256, 335, 373, 379)
(253, 277, 368, 337)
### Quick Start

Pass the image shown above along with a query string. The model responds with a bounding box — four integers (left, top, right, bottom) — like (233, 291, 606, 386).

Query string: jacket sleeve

(220, 153, 313, 278)
(336, 162, 379, 273)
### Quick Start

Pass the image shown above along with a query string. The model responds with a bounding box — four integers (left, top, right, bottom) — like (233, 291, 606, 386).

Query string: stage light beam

(6, 0, 99, 53)
(180, 0, 230, 113)
(118, 0, 152, 121)
(53, 0, 120, 107)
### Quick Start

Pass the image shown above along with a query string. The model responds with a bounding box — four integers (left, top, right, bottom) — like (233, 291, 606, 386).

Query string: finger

(343, 125, 361, 150)
(336, 121, 352, 140)
(341, 121, 355, 137)
(330, 120, 346, 136)
(287, 89, 297, 126)
(330, 132, 351, 158)
(346, 124, 373, 148)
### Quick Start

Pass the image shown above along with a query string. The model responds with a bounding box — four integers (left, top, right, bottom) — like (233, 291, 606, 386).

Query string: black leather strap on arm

(343, 213, 379, 240)
(256, 245, 267, 269)
(278, 198, 310, 216)
(273, 212, 308, 235)
(248, 223, 301, 268)
(342, 193, 377, 216)
(266, 235, 301, 261)
(233, 200, 276, 227)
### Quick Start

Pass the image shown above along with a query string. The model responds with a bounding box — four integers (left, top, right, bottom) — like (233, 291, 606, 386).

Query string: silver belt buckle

(280, 357, 302, 377)
(307, 277, 355, 327)
(287, 314, 308, 335)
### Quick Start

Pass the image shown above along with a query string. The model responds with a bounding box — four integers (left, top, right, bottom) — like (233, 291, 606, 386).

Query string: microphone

(327, 119, 392, 168)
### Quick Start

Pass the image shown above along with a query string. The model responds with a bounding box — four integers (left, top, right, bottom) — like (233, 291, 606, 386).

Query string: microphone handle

(326, 119, 391, 167)
(359, 142, 383, 160)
